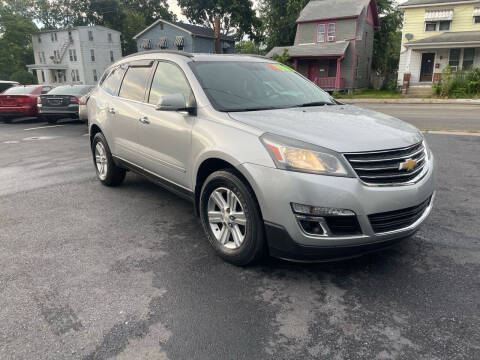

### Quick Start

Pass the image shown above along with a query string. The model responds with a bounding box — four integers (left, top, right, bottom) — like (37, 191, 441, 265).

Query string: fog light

(299, 219, 325, 236)
(291, 203, 355, 217)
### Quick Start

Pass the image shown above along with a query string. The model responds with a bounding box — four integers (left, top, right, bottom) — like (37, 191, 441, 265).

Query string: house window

(474, 8, 480, 23)
(38, 36, 42, 43)
(463, 48, 475, 69)
(88, 31, 93, 41)
(93, 69, 98, 82)
(53, 50, 59, 60)
(160, 23, 164, 30)
(425, 20, 451, 32)
(110, 50, 114, 62)
(90, 49, 95, 62)
(41, 52, 46, 63)
(41, 71, 45, 82)
(69, 49, 77, 61)
(108, 33, 112, 42)
(68, 31, 73, 42)
(327, 23, 336, 42)
(72, 69, 81, 82)
(449, 49, 461, 69)
(317, 24, 325, 42)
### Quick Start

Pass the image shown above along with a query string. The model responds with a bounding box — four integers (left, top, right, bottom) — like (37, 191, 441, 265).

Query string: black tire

(91, 132, 126, 187)
(45, 117, 57, 124)
(199, 169, 266, 266)
(1, 117, 12, 123)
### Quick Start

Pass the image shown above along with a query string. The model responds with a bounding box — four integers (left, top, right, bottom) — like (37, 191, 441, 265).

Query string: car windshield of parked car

(189, 61, 335, 112)
(47, 86, 93, 96)
(2, 86, 37, 95)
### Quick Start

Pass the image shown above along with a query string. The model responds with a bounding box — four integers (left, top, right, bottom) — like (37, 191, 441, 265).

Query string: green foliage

(9, 70, 37, 84)
(235, 40, 265, 55)
(177, 0, 262, 42)
(372, 0, 403, 77)
(0, 4, 37, 80)
(259, 0, 309, 51)
(436, 67, 480, 98)
(272, 49, 290, 66)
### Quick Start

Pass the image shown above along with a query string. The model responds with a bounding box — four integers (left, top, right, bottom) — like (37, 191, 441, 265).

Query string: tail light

(78, 98, 86, 105)
(70, 96, 79, 104)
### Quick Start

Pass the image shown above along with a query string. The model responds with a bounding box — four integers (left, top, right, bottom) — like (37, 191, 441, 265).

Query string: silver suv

(87, 51, 435, 265)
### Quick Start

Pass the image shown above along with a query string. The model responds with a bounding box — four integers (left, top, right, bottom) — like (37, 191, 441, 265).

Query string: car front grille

(344, 142, 427, 185)
(368, 196, 432, 233)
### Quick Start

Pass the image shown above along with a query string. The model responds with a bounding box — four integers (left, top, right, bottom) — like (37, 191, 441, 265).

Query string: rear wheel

(199, 169, 266, 266)
(44, 117, 57, 124)
(1, 117, 12, 123)
(91, 132, 126, 187)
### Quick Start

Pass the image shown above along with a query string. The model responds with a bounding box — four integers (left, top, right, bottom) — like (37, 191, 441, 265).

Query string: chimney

(214, 16, 221, 54)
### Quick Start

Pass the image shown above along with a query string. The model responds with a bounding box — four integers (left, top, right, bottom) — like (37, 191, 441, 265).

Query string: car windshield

(3, 86, 37, 95)
(189, 61, 336, 112)
(47, 86, 93, 96)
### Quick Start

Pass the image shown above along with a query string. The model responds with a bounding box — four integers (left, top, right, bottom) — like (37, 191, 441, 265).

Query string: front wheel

(91, 132, 126, 186)
(199, 169, 266, 266)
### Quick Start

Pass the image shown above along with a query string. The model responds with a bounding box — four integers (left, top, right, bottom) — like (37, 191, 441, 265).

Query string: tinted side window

(119, 66, 152, 102)
(101, 67, 126, 96)
(148, 62, 193, 106)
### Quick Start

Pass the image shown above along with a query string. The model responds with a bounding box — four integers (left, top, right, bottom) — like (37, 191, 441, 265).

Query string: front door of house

(307, 61, 318, 83)
(420, 53, 435, 82)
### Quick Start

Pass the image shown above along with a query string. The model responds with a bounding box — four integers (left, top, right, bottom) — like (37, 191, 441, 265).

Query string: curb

(338, 98, 480, 105)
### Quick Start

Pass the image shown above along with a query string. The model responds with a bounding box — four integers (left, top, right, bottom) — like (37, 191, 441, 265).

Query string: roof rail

(121, 50, 194, 60)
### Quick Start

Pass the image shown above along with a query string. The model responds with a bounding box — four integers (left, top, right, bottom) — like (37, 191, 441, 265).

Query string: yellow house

(398, 0, 480, 90)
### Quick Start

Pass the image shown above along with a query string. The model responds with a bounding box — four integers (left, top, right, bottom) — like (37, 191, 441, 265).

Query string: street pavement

(352, 103, 480, 132)
(0, 117, 479, 359)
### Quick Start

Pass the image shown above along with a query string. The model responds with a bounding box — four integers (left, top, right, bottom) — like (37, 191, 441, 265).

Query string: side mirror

(155, 93, 195, 114)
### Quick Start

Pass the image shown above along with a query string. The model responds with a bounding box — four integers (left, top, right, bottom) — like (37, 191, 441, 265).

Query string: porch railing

(315, 77, 344, 89)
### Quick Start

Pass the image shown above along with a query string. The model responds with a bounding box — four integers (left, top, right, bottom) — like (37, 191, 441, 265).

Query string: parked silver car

(87, 51, 435, 265)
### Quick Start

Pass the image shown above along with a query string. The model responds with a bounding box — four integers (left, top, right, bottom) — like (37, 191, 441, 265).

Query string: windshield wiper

(227, 106, 279, 112)
(296, 101, 335, 108)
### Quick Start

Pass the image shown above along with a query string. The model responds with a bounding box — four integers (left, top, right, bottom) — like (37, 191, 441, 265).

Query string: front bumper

(239, 154, 435, 260)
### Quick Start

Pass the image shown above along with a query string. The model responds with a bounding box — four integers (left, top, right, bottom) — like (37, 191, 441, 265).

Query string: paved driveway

(351, 103, 480, 132)
(0, 119, 479, 359)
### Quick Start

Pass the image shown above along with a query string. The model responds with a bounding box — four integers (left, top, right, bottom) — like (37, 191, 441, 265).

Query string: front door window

(420, 53, 435, 82)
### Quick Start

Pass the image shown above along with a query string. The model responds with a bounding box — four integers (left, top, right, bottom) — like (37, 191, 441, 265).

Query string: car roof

(118, 51, 271, 65)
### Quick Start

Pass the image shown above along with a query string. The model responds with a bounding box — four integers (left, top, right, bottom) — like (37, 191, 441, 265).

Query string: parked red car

(0, 85, 54, 122)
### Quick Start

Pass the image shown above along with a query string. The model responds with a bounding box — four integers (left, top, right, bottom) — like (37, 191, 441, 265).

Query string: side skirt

(113, 156, 195, 203)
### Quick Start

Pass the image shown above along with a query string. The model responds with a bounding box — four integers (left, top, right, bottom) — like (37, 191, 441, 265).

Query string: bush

(436, 66, 480, 98)
(272, 49, 291, 66)
(9, 70, 37, 85)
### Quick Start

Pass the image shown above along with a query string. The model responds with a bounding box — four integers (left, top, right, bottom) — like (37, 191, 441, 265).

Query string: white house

(27, 26, 122, 85)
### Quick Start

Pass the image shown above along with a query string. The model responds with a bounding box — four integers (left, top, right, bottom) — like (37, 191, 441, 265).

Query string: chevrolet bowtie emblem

(399, 158, 418, 171)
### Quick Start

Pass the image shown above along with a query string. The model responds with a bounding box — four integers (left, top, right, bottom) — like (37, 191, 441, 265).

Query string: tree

(177, 0, 262, 41)
(10, 70, 37, 84)
(272, 49, 291, 66)
(235, 40, 265, 55)
(372, 0, 403, 79)
(259, 0, 309, 51)
(0, 6, 37, 80)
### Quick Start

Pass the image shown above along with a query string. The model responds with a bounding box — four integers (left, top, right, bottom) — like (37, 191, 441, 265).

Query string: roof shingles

(297, 0, 371, 23)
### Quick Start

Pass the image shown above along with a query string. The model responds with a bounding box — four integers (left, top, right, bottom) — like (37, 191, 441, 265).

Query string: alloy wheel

(207, 187, 247, 249)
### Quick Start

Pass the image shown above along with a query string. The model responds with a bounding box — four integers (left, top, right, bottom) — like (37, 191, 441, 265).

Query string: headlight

(261, 133, 352, 176)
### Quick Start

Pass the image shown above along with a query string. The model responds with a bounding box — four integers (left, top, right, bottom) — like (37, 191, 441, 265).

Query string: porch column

(294, 59, 298, 71)
(335, 57, 342, 91)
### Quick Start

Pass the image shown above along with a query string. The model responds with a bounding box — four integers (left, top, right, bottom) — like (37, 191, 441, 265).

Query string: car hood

(228, 105, 423, 153)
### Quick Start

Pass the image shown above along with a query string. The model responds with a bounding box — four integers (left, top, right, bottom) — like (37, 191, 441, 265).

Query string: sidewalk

(339, 98, 480, 105)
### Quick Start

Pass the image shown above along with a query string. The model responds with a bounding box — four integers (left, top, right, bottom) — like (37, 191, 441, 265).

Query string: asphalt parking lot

(0, 117, 479, 359)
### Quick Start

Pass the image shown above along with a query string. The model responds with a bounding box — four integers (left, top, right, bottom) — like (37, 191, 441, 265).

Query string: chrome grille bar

(344, 142, 428, 186)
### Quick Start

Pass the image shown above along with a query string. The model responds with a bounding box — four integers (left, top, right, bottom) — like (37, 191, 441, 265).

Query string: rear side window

(101, 67, 126, 96)
(3, 86, 38, 95)
(119, 66, 152, 102)
(148, 62, 193, 106)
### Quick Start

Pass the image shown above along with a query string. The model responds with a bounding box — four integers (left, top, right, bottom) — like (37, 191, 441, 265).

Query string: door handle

(139, 116, 150, 124)
(108, 107, 115, 114)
